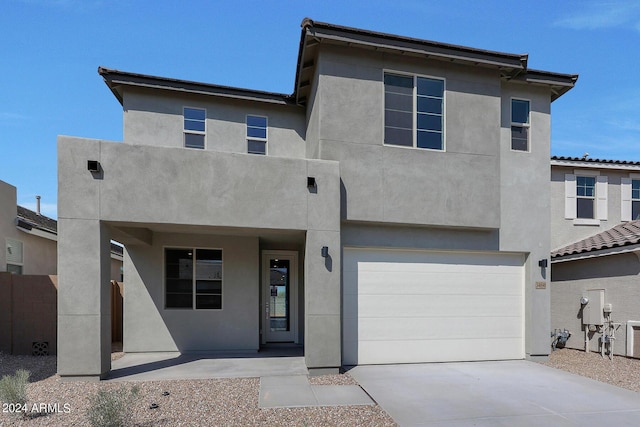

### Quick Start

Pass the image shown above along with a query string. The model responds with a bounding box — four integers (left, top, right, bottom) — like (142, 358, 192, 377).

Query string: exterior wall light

(321, 246, 329, 257)
(87, 160, 100, 172)
(307, 177, 316, 189)
(538, 259, 548, 268)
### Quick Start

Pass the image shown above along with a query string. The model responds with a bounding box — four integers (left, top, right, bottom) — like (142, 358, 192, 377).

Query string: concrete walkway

(108, 348, 308, 381)
(349, 360, 640, 427)
(259, 375, 374, 408)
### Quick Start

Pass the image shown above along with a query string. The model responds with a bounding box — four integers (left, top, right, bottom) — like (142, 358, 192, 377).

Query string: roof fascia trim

(551, 159, 640, 171)
(99, 68, 296, 106)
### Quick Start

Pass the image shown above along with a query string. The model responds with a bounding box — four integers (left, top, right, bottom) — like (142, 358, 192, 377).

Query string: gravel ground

(3, 348, 638, 426)
(542, 347, 640, 392)
(0, 352, 394, 427)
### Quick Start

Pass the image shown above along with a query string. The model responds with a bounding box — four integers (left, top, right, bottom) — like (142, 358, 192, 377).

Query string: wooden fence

(0, 272, 123, 355)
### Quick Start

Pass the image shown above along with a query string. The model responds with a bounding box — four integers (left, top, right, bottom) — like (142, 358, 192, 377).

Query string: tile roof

(17, 206, 57, 234)
(16, 205, 123, 257)
(551, 156, 640, 166)
(552, 220, 640, 259)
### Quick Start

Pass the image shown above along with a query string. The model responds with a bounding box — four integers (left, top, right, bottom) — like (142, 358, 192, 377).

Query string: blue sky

(2, 0, 640, 218)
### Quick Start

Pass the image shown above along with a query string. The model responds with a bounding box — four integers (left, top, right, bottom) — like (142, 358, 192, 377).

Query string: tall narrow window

(576, 176, 596, 219)
(165, 248, 222, 309)
(247, 115, 267, 155)
(632, 179, 640, 220)
(511, 99, 530, 151)
(384, 73, 444, 150)
(184, 107, 206, 149)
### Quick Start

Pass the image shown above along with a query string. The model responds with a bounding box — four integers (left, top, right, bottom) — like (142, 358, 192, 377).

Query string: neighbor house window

(247, 115, 267, 155)
(384, 72, 444, 150)
(565, 173, 607, 222)
(183, 107, 206, 149)
(511, 99, 530, 151)
(165, 248, 222, 309)
(632, 180, 640, 220)
(576, 176, 596, 219)
(6, 238, 23, 274)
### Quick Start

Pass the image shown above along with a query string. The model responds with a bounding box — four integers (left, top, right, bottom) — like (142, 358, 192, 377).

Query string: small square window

(165, 248, 222, 310)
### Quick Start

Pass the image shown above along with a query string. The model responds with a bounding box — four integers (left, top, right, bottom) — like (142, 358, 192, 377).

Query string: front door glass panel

(269, 259, 290, 332)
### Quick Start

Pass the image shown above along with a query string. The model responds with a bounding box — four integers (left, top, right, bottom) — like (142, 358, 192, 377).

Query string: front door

(262, 251, 298, 343)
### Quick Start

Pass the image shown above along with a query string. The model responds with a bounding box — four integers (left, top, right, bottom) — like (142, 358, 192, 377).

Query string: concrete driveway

(349, 360, 640, 427)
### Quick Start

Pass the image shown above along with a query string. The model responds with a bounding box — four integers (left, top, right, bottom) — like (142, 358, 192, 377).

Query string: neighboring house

(0, 179, 123, 277)
(550, 157, 640, 357)
(57, 18, 577, 379)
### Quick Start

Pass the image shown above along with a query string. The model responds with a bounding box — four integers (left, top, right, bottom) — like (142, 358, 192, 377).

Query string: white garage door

(343, 248, 524, 365)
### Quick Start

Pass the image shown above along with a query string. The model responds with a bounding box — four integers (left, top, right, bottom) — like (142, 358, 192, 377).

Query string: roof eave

(99, 67, 297, 106)
(552, 243, 640, 263)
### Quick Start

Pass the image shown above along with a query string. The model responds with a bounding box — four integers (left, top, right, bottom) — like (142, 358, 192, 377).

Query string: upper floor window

(564, 172, 607, 224)
(511, 99, 530, 152)
(184, 107, 206, 149)
(6, 238, 23, 274)
(247, 115, 267, 155)
(165, 248, 222, 310)
(576, 176, 595, 218)
(384, 72, 444, 150)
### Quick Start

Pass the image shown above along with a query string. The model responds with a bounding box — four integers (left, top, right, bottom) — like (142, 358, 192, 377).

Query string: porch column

(304, 160, 341, 374)
(58, 219, 112, 379)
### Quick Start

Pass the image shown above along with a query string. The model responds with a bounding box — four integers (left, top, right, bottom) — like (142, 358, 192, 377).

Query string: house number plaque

(535, 281, 547, 289)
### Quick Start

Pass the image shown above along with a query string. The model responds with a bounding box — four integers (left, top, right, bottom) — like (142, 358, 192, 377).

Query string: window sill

(572, 218, 601, 226)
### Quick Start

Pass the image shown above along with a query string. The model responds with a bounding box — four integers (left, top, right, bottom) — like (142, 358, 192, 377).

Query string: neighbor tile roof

(17, 206, 57, 234)
(552, 220, 640, 258)
(551, 156, 640, 166)
(16, 205, 123, 257)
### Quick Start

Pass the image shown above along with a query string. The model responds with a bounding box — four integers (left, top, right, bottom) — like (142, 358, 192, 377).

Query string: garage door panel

(342, 248, 524, 365)
(357, 271, 522, 296)
(357, 294, 522, 318)
(356, 338, 524, 364)
(357, 316, 523, 341)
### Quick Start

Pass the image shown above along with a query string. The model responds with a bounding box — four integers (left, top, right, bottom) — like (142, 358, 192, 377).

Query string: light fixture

(321, 246, 329, 257)
(538, 259, 548, 268)
(87, 160, 100, 172)
(307, 177, 316, 189)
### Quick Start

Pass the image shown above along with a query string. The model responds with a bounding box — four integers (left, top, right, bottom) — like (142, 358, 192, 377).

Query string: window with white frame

(165, 248, 222, 309)
(384, 72, 444, 150)
(576, 176, 596, 218)
(183, 107, 206, 149)
(564, 172, 607, 222)
(6, 238, 23, 274)
(246, 115, 267, 155)
(511, 99, 530, 151)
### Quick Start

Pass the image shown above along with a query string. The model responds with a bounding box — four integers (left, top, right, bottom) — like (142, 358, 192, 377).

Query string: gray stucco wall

(500, 82, 552, 356)
(311, 43, 554, 358)
(58, 135, 341, 376)
(551, 253, 640, 355)
(124, 233, 259, 352)
(123, 88, 306, 158)
(312, 45, 501, 229)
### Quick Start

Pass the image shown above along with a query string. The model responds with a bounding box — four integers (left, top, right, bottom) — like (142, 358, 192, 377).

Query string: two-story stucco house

(550, 156, 640, 358)
(57, 18, 577, 379)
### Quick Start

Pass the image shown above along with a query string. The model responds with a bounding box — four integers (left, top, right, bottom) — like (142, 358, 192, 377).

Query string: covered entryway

(343, 248, 525, 365)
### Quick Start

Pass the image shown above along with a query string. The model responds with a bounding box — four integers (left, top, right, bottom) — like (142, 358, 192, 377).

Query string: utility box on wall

(583, 289, 605, 326)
